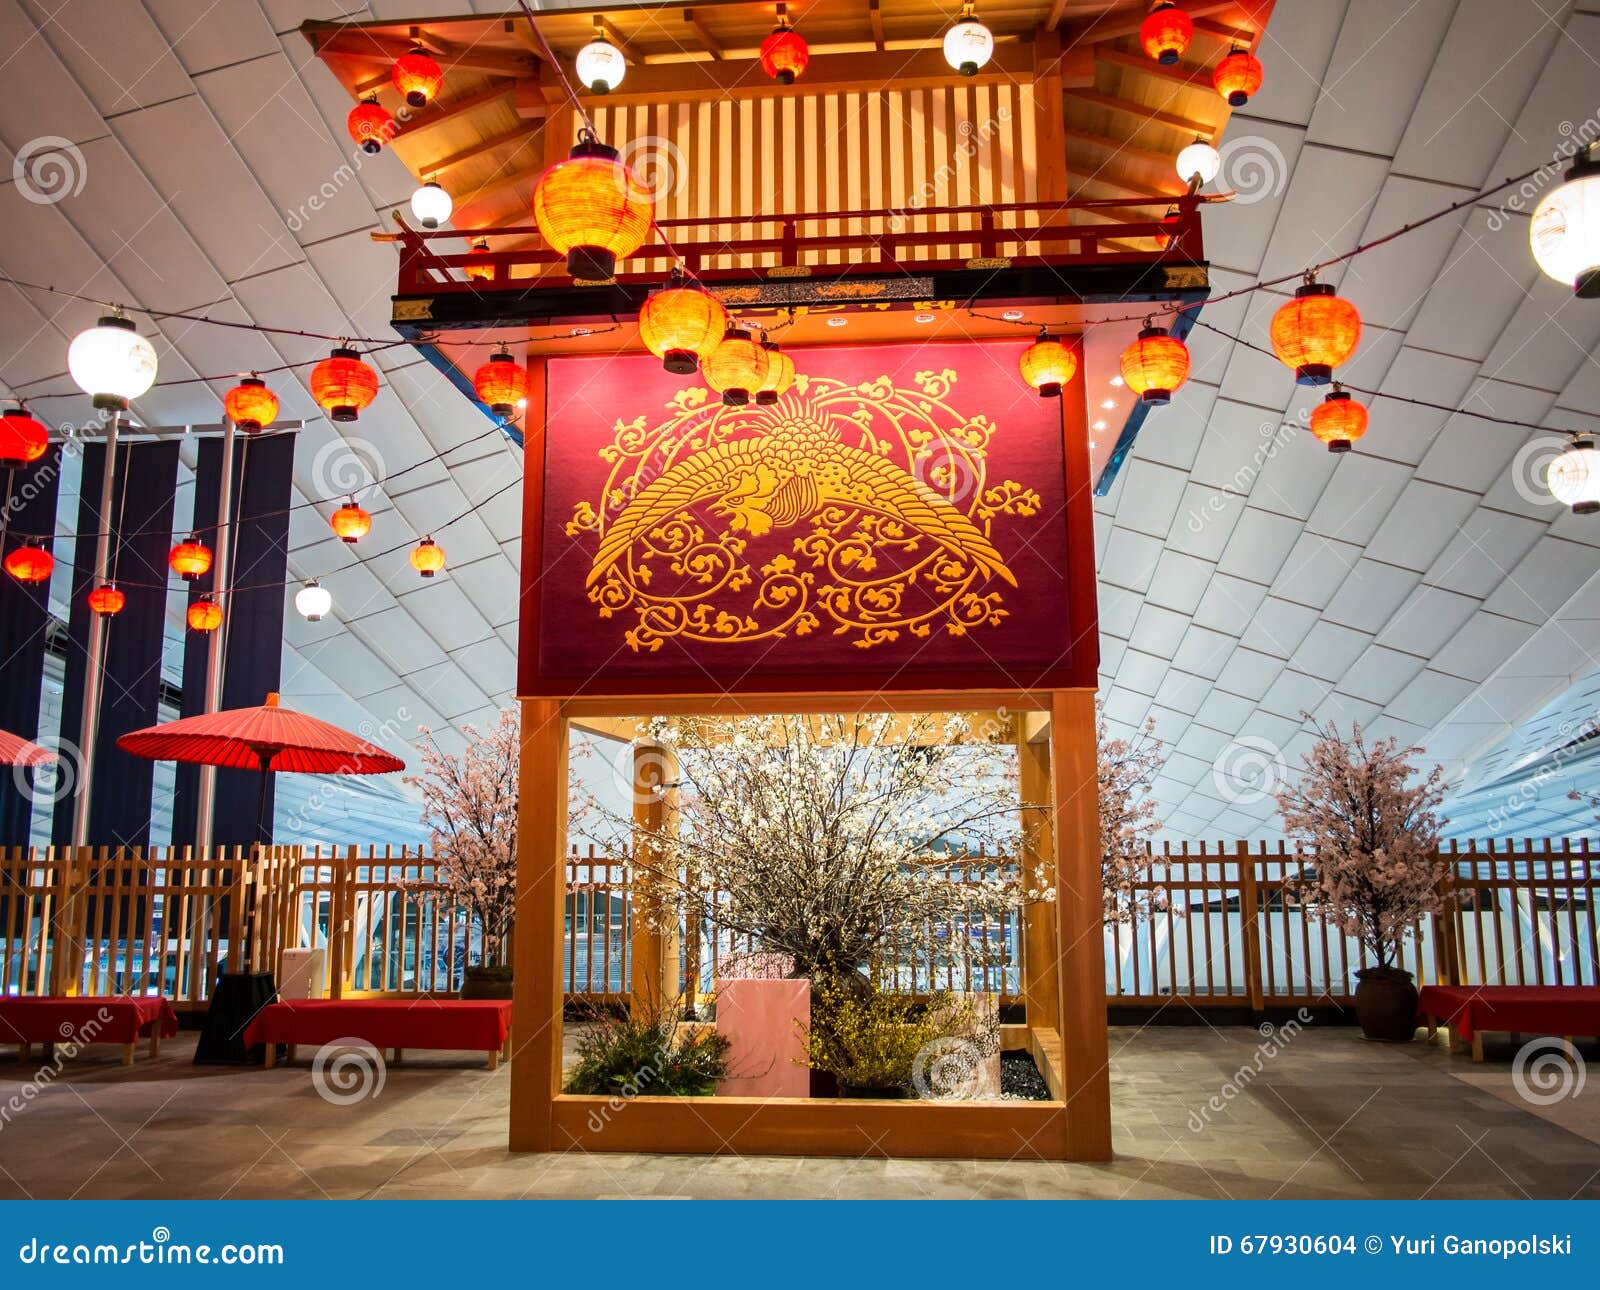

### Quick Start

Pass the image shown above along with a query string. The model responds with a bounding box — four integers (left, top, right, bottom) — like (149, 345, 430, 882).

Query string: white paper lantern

(1176, 139, 1220, 186)
(410, 180, 453, 230)
(1549, 439, 1600, 514)
(295, 580, 333, 621)
(1531, 146, 1600, 297)
(575, 37, 626, 93)
(943, 12, 994, 76)
(68, 315, 157, 410)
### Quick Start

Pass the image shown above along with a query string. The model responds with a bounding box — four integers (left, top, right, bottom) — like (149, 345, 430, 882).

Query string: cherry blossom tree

(1275, 722, 1448, 968)
(1097, 704, 1166, 924)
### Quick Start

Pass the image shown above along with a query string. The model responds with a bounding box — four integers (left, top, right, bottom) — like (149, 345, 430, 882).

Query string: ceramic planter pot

(460, 966, 514, 1000)
(1353, 965, 1418, 1042)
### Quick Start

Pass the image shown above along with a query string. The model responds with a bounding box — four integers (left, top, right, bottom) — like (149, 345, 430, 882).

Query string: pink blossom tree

(1098, 704, 1166, 924)
(1275, 722, 1448, 969)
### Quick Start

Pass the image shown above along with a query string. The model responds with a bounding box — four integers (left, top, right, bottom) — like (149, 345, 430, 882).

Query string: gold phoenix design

(565, 369, 1043, 652)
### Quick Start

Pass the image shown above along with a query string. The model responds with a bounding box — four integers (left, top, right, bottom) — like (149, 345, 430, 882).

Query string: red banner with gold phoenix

(519, 339, 1098, 699)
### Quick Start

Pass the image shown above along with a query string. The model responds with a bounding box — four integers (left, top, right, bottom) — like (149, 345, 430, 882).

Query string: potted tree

(1275, 723, 1447, 1041)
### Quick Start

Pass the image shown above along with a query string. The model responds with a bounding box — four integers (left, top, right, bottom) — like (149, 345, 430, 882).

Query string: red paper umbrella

(117, 693, 403, 842)
(0, 727, 55, 767)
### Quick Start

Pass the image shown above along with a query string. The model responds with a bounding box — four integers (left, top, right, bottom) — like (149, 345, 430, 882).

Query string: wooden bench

(243, 998, 513, 1070)
(0, 995, 179, 1066)
(1417, 985, 1600, 1061)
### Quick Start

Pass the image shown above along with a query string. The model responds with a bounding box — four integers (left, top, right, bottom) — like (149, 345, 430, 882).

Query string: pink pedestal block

(714, 977, 810, 1099)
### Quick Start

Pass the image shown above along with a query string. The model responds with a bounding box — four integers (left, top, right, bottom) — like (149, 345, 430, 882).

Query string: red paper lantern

(639, 276, 729, 374)
(392, 47, 443, 109)
(703, 328, 770, 406)
(1154, 205, 1181, 251)
(187, 598, 222, 633)
(1270, 278, 1361, 385)
(0, 404, 48, 470)
(87, 584, 125, 617)
(1310, 387, 1369, 453)
(1119, 324, 1190, 405)
(1214, 46, 1263, 107)
(759, 21, 809, 84)
(754, 340, 796, 406)
(1019, 333, 1078, 398)
(310, 348, 378, 422)
(474, 350, 528, 416)
(347, 97, 395, 155)
(1140, 2, 1193, 66)
(330, 499, 371, 544)
(532, 134, 654, 280)
(463, 239, 493, 282)
(223, 376, 277, 432)
(4, 545, 53, 583)
(410, 536, 446, 578)
(168, 535, 213, 582)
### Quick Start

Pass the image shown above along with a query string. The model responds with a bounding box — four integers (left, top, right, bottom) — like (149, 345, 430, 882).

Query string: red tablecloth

(1416, 985, 1600, 1042)
(0, 996, 179, 1046)
(243, 999, 513, 1053)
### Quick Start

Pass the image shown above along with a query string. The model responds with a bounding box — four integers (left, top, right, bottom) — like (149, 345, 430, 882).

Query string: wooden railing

(2, 839, 1593, 1012)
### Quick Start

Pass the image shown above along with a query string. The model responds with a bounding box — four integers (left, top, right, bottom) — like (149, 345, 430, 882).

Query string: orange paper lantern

(463, 239, 493, 281)
(310, 348, 378, 422)
(347, 97, 395, 155)
(1119, 325, 1190, 405)
(1019, 334, 1078, 398)
(754, 340, 796, 406)
(1270, 279, 1361, 385)
(1309, 387, 1369, 453)
(168, 535, 213, 582)
(474, 350, 528, 416)
(1154, 206, 1181, 251)
(410, 536, 446, 578)
(760, 22, 809, 84)
(4, 545, 53, 583)
(224, 375, 277, 432)
(392, 47, 443, 109)
(0, 404, 48, 469)
(703, 328, 770, 406)
(187, 598, 222, 633)
(1214, 46, 1263, 107)
(532, 134, 654, 281)
(1140, 2, 1193, 65)
(87, 584, 125, 617)
(330, 499, 371, 544)
(639, 277, 729, 374)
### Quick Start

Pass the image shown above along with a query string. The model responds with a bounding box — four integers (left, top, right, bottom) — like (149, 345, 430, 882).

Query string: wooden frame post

(1017, 724, 1060, 1034)
(1050, 689, 1112, 1161)
(509, 697, 569, 1152)
(630, 743, 681, 1017)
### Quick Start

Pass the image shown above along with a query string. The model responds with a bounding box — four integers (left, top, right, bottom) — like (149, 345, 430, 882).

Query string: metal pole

(195, 416, 236, 850)
(69, 411, 119, 847)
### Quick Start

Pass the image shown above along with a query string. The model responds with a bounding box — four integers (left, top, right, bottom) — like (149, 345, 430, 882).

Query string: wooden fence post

(1430, 845, 1461, 986)
(1017, 723, 1061, 1032)
(1236, 842, 1265, 1014)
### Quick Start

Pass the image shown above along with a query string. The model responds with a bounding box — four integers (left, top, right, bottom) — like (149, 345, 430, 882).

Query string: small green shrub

(804, 980, 988, 1094)
(565, 1005, 730, 1097)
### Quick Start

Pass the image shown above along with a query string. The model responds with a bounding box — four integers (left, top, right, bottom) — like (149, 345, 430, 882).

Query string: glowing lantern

(575, 34, 626, 94)
(1176, 138, 1219, 186)
(464, 238, 494, 281)
(224, 375, 277, 432)
(4, 545, 53, 583)
(1309, 387, 1368, 454)
(1154, 206, 1181, 250)
(330, 499, 371, 544)
(0, 404, 48, 469)
(474, 350, 528, 417)
(1270, 277, 1361, 385)
(1214, 46, 1263, 107)
(1019, 333, 1078, 398)
(943, 5, 994, 76)
(410, 180, 452, 230)
(531, 132, 654, 281)
(754, 340, 796, 406)
(310, 348, 378, 422)
(703, 328, 770, 406)
(68, 314, 158, 410)
(1140, 2, 1192, 65)
(296, 580, 332, 622)
(187, 598, 223, 633)
(759, 21, 809, 84)
(639, 275, 729, 374)
(1119, 324, 1190, 405)
(347, 97, 395, 155)
(1530, 144, 1600, 297)
(410, 536, 446, 578)
(392, 47, 442, 109)
(87, 584, 124, 617)
(1549, 439, 1600, 514)
(168, 535, 213, 582)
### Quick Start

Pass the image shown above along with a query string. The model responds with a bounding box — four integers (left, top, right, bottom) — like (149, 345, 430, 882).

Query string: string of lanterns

(1140, 3, 1264, 107)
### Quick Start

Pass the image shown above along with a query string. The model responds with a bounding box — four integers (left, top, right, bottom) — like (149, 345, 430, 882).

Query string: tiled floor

(2, 1025, 1597, 1199)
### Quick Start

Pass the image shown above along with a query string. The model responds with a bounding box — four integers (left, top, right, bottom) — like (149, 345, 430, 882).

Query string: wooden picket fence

(0, 839, 1593, 1012)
